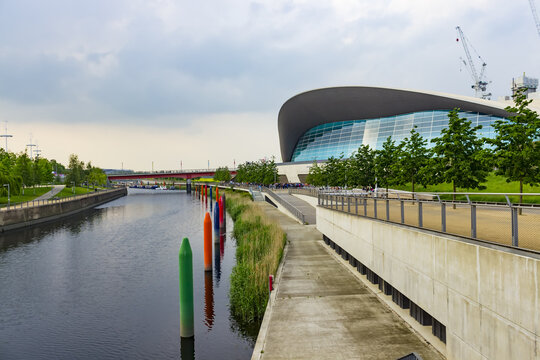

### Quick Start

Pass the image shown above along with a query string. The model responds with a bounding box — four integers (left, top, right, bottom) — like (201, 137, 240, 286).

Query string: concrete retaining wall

(317, 206, 540, 360)
(0, 188, 127, 232)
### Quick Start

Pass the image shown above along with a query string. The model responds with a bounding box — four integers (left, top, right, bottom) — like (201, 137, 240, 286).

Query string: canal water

(0, 192, 255, 359)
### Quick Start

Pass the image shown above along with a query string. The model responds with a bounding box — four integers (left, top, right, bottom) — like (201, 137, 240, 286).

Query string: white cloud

(0, 0, 538, 167)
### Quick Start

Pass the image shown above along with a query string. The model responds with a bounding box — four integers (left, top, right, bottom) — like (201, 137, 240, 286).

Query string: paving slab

(253, 202, 444, 360)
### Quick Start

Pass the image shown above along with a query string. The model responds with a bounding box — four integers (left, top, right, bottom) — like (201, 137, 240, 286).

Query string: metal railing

(0, 188, 109, 211)
(261, 187, 306, 224)
(218, 183, 307, 224)
(318, 190, 540, 252)
(288, 187, 319, 197)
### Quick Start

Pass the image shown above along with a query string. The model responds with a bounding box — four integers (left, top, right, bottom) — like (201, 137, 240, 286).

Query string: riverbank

(250, 200, 444, 360)
(225, 191, 287, 325)
(0, 188, 127, 232)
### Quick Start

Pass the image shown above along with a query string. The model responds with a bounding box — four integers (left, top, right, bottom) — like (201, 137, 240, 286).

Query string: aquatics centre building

(276, 86, 522, 183)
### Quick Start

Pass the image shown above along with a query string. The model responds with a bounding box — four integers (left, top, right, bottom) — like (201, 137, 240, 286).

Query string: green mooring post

(179, 237, 194, 338)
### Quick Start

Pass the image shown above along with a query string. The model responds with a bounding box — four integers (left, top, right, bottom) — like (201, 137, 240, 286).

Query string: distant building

(276, 86, 532, 183)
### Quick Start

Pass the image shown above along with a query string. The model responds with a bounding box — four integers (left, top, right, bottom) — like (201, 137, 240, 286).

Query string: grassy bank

(392, 173, 540, 204)
(0, 186, 52, 205)
(226, 191, 287, 323)
(55, 186, 102, 199)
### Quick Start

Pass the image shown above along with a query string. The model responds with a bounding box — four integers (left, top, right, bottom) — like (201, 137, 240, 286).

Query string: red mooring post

(269, 275, 274, 292)
(219, 196, 224, 227)
(204, 212, 212, 272)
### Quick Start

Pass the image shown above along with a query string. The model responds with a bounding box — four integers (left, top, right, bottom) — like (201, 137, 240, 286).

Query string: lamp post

(3, 183, 10, 209)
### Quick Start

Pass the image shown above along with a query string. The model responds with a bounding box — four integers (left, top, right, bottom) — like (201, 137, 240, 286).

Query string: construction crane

(529, 0, 540, 38)
(455, 26, 491, 99)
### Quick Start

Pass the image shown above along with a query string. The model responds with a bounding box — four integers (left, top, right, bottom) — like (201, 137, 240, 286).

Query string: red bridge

(107, 168, 237, 181)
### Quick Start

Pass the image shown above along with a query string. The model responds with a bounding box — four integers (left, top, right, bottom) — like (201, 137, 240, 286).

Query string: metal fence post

(418, 200, 423, 227)
(471, 204, 477, 238)
(373, 198, 377, 219)
(386, 199, 390, 221)
(341, 196, 344, 211)
(512, 207, 519, 247)
(347, 197, 350, 213)
(355, 197, 358, 215)
(363, 198, 367, 216)
(441, 202, 446, 232)
(318, 194, 321, 206)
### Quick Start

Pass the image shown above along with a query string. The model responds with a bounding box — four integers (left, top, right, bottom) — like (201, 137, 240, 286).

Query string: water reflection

(214, 242, 221, 283)
(0, 208, 104, 252)
(220, 232, 225, 260)
(180, 337, 195, 360)
(204, 272, 214, 330)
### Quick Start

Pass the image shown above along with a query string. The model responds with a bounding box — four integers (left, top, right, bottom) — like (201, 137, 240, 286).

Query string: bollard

(216, 187, 219, 202)
(178, 237, 194, 338)
(213, 203, 220, 241)
(204, 212, 212, 272)
(209, 186, 213, 210)
(222, 194, 226, 222)
(269, 274, 274, 292)
(219, 196, 224, 226)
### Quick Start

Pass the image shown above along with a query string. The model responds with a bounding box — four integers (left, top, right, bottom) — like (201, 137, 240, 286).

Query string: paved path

(34, 185, 65, 200)
(274, 193, 317, 224)
(253, 203, 444, 360)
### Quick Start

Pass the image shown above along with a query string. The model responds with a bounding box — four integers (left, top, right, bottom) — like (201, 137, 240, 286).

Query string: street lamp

(3, 183, 10, 209)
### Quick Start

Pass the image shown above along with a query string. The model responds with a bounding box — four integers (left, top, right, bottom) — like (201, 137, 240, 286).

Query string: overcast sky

(0, 0, 538, 170)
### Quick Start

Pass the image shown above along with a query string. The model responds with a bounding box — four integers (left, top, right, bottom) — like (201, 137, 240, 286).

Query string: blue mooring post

(210, 186, 213, 211)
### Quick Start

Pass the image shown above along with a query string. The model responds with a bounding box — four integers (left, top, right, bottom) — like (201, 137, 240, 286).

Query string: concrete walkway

(274, 193, 317, 224)
(34, 185, 65, 200)
(253, 202, 444, 360)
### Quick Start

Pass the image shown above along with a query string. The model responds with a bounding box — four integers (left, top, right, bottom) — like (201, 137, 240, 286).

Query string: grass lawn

(391, 173, 540, 203)
(54, 186, 101, 199)
(0, 186, 53, 205)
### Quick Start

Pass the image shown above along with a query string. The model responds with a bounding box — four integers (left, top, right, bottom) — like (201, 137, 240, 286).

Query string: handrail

(0, 188, 115, 211)
(261, 187, 306, 224)
(318, 191, 540, 251)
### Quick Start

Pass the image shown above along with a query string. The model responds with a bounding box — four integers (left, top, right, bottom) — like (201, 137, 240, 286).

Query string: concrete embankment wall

(0, 188, 127, 232)
(317, 206, 540, 360)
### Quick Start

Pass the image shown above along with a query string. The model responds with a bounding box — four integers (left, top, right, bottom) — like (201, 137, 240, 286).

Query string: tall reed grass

(226, 191, 286, 323)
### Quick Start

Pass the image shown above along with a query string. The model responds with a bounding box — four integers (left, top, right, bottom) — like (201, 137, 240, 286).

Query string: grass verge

(391, 173, 540, 204)
(226, 190, 287, 324)
(55, 186, 103, 199)
(0, 186, 52, 205)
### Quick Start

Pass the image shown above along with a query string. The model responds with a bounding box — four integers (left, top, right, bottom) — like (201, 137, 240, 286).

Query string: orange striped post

(204, 212, 212, 272)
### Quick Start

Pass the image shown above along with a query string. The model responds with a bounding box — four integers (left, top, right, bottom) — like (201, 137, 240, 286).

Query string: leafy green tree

(374, 137, 401, 192)
(347, 145, 376, 188)
(14, 152, 33, 186)
(65, 154, 85, 186)
(431, 108, 491, 202)
(214, 166, 232, 182)
(323, 154, 347, 186)
(306, 161, 326, 186)
(488, 89, 540, 205)
(398, 127, 430, 193)
(87, 167, 107, 187)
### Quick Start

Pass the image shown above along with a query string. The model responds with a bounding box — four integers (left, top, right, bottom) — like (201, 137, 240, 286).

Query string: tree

(323, 154, 347, 186)
(306, 161, 326, 186)
(431, 108, 491, 202)
(398, 127, 430, 193)
(87, 167, 107, 187)
(14, 152, 33, 186)
(374, 137, 401, 192)
(65, 154, 85, 186)
(347, 145, 376, 188)
(214, 166, 232, 182)
(488, 89, 540, 206)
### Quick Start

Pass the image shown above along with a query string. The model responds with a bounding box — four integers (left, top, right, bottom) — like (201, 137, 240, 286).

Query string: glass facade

(291, 110, 503, 162)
